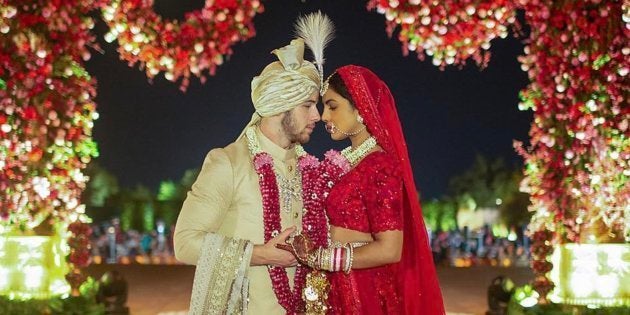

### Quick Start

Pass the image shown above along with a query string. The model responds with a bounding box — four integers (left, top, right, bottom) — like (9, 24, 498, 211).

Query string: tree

(449, 154, 510, 208)
(82, 162, 119, 208)
(117, 185, 154, 232)
(448, 154, 514, 209)
(423, 198, 458, 232)
(447, 154, 531, 229)
(155, 168, 200, 226)
(157, 180, 178, 202)
(499, 171, 531, 228)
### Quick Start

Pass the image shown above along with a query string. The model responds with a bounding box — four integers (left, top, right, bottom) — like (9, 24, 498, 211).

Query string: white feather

(295, 11, 335, 73)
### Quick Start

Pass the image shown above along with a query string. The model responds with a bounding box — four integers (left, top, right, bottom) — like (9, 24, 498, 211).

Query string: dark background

(86, 0, 531, 199)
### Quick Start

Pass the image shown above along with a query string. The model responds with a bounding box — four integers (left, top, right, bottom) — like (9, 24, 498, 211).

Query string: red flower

(215, 0, 239, 10)
(21, 106, 39, 120)
(28, 148, 43, 162)
(101, 0, 262, 90)
(18, 13, 46, 28)
(532, 260, 553, 274)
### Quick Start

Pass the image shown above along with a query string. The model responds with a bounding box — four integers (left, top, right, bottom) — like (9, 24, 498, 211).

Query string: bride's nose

(321, 107, 330, 122)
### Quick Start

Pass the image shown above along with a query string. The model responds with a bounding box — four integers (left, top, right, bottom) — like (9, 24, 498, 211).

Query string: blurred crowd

(89, 219, 179, 265)
(430, 225, 530, 268)
(90, 219, 530, 268)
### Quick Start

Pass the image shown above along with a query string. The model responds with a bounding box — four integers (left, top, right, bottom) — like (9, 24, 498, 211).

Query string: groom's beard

(282, 111, 312, 145)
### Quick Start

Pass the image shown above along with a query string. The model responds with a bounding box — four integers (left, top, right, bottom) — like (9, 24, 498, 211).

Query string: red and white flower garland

(253, 149, 303, 312)
(247, 127, 349, 313)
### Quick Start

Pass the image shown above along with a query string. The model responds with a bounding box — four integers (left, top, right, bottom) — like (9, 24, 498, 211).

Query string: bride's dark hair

(327, 72, 355, 108)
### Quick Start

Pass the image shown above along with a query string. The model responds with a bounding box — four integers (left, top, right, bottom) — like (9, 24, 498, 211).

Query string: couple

(174, 13, 444, 315)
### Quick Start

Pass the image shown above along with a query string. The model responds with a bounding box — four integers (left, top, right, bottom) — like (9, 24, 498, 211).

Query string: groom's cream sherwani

(174, 127, 304, 314)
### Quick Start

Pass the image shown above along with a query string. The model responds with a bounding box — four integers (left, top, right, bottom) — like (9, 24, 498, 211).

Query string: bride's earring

(357, 114, 364, 124)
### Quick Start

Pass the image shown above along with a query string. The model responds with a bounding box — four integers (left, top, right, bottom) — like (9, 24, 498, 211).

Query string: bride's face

(321, 88, 362, 141)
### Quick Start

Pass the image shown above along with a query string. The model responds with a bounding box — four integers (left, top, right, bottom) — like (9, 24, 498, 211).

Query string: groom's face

(282, 91, 321, 144)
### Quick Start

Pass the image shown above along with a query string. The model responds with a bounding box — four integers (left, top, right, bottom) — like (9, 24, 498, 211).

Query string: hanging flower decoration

(368, 0, 629, 303)
(514, 0, 629, 301)
(67, 221, 93, 268)
(101, 0, 263, 91)
(0, 0, 101, 230)
(0, 0, 101, 288)
(65, 220, 93, 294)
(368, 0, 518, 68)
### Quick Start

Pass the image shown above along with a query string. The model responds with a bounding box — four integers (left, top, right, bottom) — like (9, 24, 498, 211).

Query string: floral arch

(0, 0, 627, 309)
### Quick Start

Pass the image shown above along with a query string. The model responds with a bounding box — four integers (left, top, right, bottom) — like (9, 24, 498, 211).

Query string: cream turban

(238, 38, 320, 140)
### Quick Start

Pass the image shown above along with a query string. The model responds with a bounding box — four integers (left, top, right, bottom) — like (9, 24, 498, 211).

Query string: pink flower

(298, 154, 319, 170)
(324, 149, 350, 174)
(253, 152, 273, 171)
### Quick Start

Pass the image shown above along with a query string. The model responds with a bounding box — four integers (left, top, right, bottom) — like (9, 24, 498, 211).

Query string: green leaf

(593, 54, 611, 70)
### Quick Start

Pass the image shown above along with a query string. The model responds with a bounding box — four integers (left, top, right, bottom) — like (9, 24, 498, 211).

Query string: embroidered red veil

(337, 65, 445, 315)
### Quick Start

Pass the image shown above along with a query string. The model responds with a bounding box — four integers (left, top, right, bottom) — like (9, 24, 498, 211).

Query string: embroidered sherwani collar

(256, 127, 298, 162)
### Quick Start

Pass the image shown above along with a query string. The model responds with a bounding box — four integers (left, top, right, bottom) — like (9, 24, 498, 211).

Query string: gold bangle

(328, 248, 334, 271)
(323, 248, 330, 271)
(316, 247, 323, 270)
(343, 244, 350, 273)
(319, 248, 326, 271)
(344, 244, 354, 274)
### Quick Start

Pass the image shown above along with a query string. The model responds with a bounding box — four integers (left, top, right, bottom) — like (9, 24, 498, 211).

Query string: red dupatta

(337, 65, 445, 315)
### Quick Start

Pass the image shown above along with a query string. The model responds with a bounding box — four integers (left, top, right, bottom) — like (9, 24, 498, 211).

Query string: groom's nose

(309, 105, 320, 122)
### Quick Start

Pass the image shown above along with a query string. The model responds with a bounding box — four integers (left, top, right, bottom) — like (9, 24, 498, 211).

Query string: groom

(174, 20, 331, 313)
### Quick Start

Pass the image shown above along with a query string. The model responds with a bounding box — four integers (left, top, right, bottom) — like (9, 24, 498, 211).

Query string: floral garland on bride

(101, 0, 263, 91)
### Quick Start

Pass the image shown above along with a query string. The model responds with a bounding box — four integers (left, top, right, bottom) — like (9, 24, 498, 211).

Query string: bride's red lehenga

(324, 65, 445, 315)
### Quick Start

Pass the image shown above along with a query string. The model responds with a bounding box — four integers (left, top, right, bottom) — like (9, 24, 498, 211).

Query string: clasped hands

(271, 230, 351, 273)
(275, 231, 317, 267)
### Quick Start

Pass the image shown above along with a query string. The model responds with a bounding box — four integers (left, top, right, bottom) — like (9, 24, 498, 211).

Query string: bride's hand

(276, 232, 314, 265)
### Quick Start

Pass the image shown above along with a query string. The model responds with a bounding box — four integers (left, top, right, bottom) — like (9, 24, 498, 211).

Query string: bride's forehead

(323, 88, 343, 100)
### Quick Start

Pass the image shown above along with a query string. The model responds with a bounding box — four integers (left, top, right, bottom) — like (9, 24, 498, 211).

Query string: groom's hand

(276, 232, 313, 265)
(250, 226, 298, 267)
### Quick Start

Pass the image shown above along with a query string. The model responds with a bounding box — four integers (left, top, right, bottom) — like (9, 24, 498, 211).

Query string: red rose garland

(248, 128, 322, 313)
(297, 151, 349, 312)
(249, 126, 349, 313)
(253, 151, 301, 312)
(101, 0, 263, 91)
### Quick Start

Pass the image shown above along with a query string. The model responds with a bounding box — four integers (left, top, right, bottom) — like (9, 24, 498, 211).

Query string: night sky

(86, 0, 532, 199)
